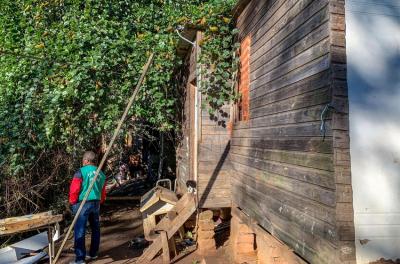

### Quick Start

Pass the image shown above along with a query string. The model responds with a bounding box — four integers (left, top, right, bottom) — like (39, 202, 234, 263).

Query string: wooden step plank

(136, 193, 196, 262)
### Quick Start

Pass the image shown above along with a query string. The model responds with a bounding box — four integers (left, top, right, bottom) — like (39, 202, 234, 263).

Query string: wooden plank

(252, 38, 329, 85)
(232, 183, 337, 264)
(251, 54, 330, 100)
(161, 231, 170, 264)
(201, 127, 230, 135)
(231, 169, 336, 225)
(229, 153, 335, 189)
(197, 188, 231, 197)
(197, 173, 231, 184)
(0, 211, 53, 224)
(253, 20, 329, 78)
(137, 193, 196, 262)
(231, 136, 333, 154)
(200, 199, 231, 209)
(239, 0, 285, 40)
(0, 214, 63, 236)
(252, 1, 329, 60)
(251, 0, 326, 54)
(230, 146, 334, 171)
(231, 161, 336, 207)
(250, 0, 310, 53)
(200, 135, 231, 144)
(252, 25, 329, 82)
(237, 0, 274, 34)
(232, 121, 332, 138)
(233, 105, 324, 131)
(189, 83, 196, 181)
(197, 152, 232, 163)
(250, 71, 330, 110)
(198, 161, 232, 174)
(251, 88, 331, 119)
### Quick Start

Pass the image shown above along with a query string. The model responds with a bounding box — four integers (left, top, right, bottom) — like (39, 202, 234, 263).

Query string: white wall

(346, 0, 400, 263)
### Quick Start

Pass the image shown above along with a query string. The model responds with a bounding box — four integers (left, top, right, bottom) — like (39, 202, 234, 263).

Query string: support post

(48, 226, 53, 264)
(161, 231, 170, 264)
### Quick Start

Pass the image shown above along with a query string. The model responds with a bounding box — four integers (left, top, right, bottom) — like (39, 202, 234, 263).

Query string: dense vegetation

(0, 0, 238, 218)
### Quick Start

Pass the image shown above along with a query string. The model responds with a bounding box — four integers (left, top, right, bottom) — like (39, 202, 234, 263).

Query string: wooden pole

(53, 53, 154, 263)
(48, 226, 53, 264)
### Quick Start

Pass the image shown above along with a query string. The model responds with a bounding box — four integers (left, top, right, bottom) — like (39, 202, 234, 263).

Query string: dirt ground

(56, 201, 231, 264)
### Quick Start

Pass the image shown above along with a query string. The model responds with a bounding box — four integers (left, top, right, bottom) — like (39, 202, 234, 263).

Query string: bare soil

(56, 201, 231, 264)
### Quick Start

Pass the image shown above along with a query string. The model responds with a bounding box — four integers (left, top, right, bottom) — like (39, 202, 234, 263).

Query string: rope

(53, 53, 154, 263)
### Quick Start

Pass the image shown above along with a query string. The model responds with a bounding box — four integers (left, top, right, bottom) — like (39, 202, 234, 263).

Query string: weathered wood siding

(176, 46, 196, 192)
(176, 37, 232, 208)
(197, 105, 232, 208)
(232, 0, 355, 263)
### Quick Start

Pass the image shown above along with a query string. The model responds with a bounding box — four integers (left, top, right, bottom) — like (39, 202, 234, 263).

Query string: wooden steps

(136, 192, 197, 263)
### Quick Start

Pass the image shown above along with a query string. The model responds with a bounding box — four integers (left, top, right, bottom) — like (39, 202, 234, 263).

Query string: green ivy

(0, 0, 238, 215)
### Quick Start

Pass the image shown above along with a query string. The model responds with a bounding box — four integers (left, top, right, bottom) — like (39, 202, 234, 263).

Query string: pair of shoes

(69, 261, 85, 264)
(86, 255, 98, 260)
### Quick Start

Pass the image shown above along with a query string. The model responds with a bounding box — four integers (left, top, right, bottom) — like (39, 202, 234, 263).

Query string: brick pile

(230, 215, 257, 264)
(197, 210, 216, 255)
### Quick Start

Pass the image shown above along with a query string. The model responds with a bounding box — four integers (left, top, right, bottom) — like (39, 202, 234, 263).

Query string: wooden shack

(229, 0, 355, 263)
(173, 0, 400, 263)
(175, 30, 232, 209)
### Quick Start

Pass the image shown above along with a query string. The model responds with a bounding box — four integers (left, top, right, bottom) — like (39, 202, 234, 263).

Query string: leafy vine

(0, 0, 238, 216)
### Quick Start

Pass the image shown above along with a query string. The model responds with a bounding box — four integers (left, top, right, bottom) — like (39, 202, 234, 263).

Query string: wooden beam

(0, 212, 63, 236)
(136, 193, 196, 262)
(160, 231, 170, 264)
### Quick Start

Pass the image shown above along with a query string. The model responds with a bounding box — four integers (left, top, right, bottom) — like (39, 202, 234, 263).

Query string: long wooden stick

(53, 53, 154, 263)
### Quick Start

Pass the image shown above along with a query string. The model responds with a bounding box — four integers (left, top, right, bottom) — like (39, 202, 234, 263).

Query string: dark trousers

(72, 201, 100, 261)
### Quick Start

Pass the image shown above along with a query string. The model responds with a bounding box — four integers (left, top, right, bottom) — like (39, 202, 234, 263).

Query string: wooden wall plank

(233, 121, 332, 138)
(252, 1, 329, 60)
(231, 169, 336, 225)
(251, 87, 331, 119)
(230, 146, 333, 171)
(231, 136, 333, 153)
(232, 162, 336, 206)
(251, 54, 330, 99)
(232, 183, 337, 264)
(231, 177, 337, 246)
(229, 153, 335, 189)
(238, 0, 281, 39)
(231, 0, 354, 262)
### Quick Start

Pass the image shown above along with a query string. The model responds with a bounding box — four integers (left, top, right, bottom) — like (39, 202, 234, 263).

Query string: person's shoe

(69, 261, 85, 264)
(85, 255, 98, 261)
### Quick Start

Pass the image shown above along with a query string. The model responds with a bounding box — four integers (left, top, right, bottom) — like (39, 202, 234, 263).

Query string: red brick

(198, 230, 215, 240)
(198, 220, 215, 230)
(237, 242, 256, 254)
(198, 238, 216, 255)
(238, 223, 253, 234)
(199, 210, 213, 220)
(237, 233, 255, 244)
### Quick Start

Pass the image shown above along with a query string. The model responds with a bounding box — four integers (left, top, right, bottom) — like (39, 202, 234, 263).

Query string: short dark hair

(82, 151, 97, 164)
